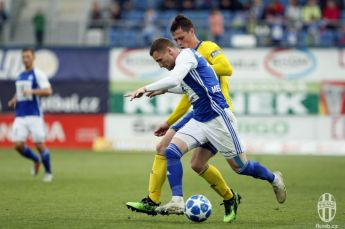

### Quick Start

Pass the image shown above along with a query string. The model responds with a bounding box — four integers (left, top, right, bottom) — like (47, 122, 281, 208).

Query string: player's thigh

(156, 128, 176, 156)
(27, 116, 46, 143)
(202, 111, 245, 159)
(11, 117, 29, 143)
(174, 118, 207, 153)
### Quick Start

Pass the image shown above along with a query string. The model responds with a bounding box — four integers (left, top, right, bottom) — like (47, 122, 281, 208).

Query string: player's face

(22, 51, 35, 70)
(152, 49, 175, 70)
(172, 27, 194, 49)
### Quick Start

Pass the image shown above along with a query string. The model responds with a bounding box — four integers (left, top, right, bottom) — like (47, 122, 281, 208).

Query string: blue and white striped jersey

(15, 69, 50, 117)
(180, 49, 228, 122)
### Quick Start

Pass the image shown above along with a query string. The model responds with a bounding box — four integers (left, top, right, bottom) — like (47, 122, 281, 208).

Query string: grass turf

(0, 149, 344, 229)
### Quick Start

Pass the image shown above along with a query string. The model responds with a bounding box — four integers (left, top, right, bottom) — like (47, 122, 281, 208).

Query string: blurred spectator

(302, 0, 321, 44)
(264, 0, 285, 45)
(264, 0, 284, 18)
(142, 8, 159, 46)
(285, 0, 302, 45)
(208, 9, 224, 44)
(247, 0, 269, 45)
(32, 9, 45, 46)
(194, 0, 217, 9)
(109, 2, 122, 27)
(322, 0, 340, 29)
(219, 0, 244, 11)
(322, 0, 340, 44)
(122, 0, 134, 11)
(285, 0, 302, 28)
(88, 1, 104, 29)
(0, 1, 8, 43)
(160, 0, 179, 10)
(249, 0, 265, 20)
(181, 0, 195, 10)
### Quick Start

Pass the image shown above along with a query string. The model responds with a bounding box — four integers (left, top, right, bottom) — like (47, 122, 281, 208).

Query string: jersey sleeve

(35, 69, 51, 89)
(145, 49, 197, 91)
(165, 94, 191, 126)
(204, 42, 233, 77)
(219, 76, 233, 111)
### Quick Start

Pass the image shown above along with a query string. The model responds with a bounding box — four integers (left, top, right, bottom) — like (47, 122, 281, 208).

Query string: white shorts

(175, 108, 245, 159)
(12, 116, 47, 143)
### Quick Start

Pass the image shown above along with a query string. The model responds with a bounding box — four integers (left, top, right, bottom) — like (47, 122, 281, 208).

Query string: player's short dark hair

(149, 38, 176, 56)
(22, 47, 35, 55)
(170, 14, 194, 33)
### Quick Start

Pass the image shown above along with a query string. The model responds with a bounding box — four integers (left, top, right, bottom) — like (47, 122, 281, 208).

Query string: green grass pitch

(0, 149, 344, 229)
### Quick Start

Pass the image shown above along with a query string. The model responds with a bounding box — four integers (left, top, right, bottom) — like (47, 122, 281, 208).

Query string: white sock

(172, 196, 184, 202)
(272, 174, 280, 186)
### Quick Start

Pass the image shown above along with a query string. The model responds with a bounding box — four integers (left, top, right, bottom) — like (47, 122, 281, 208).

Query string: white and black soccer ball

(184, 194, 212, 222)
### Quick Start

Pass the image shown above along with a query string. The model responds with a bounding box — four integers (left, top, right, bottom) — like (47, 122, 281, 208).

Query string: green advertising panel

(110, 92, 319, 116)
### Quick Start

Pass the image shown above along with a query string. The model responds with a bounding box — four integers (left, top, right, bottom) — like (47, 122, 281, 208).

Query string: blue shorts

(171, 111, 217, 155)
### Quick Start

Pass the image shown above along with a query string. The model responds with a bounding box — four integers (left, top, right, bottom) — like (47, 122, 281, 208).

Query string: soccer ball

(184, 194, 212, 223)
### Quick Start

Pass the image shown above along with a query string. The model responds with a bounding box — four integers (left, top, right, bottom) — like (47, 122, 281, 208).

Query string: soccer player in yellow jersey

(126, 15, 286, 221)
(127, 15, 241, 223)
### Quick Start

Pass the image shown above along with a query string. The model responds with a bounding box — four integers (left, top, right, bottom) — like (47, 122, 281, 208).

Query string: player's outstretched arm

(124, 87, 147, 101)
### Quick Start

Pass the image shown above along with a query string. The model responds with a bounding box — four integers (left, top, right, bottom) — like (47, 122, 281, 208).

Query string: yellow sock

(148, 155, 167, 204)
(200, 164, 233, 200)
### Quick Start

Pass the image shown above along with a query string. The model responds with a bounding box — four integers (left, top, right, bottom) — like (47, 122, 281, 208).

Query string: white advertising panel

(105, 115, 345, 155)
(110, 48, 345, 83)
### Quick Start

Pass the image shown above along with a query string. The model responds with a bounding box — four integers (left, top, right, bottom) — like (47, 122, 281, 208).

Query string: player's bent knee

(156, 142, 167, 156)
(190, 160, 205, 174)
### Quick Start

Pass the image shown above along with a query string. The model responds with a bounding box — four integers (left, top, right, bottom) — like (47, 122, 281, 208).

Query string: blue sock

(21, 146, 40, 163)
(238, 161, 275, 183)
(40, 149, 51, 174)
(165, 143, 183, 197)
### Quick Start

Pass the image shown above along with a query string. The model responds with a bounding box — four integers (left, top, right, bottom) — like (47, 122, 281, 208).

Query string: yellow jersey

(165, 41, 234, 125)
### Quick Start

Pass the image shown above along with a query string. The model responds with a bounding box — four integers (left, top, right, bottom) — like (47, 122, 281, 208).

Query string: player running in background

(127, 15, 241, 223)
(127, 38, 286, 215)
(7, 48, 53, 182)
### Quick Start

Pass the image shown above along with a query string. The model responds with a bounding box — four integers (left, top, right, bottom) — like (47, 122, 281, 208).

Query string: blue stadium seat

(221, 11, 234, 21)
(109, 28, 123, 46)
(320, 30, 335, 46)
(110, 29, 138, 47)
(123, 10, 144, 26)
(182, 10, 209, 21)
(132, 0, 148, 10)
(297, 30, 309, 46)
(121, 30, 139, 48)
(157, 10, 178, 23)
(341, 10, 345, 23)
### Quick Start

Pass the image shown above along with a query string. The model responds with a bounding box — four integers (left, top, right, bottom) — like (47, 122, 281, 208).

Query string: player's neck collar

(194, 41, 202, 51)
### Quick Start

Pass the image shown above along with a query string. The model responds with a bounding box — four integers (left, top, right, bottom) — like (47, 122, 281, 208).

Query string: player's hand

(8, 99, 16, 108)
(154, 122, 170, 137)
(146, 90, 166, 98)
(124, 87, 146, 101)
(22, 90, 33, 96)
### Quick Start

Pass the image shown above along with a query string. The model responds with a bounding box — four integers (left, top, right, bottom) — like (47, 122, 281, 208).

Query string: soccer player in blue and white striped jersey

(8, 48, 53, 182)
(127, 38, 286, 215)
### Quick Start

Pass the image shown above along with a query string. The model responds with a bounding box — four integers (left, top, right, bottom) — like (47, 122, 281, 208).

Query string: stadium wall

(0, 47, 344, 155)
